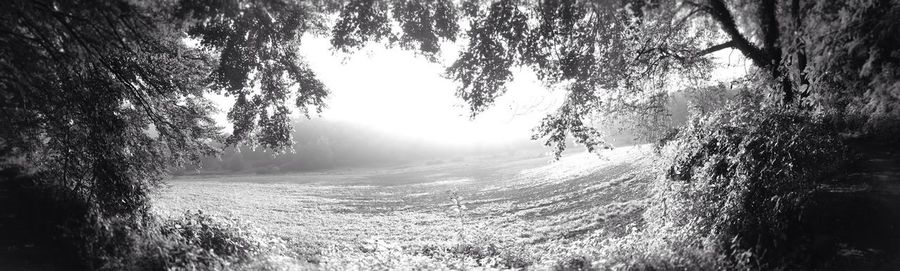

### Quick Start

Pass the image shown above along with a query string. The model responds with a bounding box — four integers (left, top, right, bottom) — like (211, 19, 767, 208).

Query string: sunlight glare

(298, 36, 562, 147)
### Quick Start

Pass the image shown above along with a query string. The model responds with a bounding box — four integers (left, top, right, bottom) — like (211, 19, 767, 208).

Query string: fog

(208, 35, 566, 149)
(194, 35, 747, 175)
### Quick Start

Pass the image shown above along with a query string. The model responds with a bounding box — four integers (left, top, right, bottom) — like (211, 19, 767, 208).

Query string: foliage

(331, 0, 900, 157)
(599, 99, 848, 269)
(0, 0, 338, 216)
(0, 0, 219, 218)
(1, 0, 896, 269)
(593, 225, 728, 270)
(99, 211, 293, 271)
(153, 211, 260, 269)
(174, 0, 333, 150)
(450, 0, 717, 157)
(414, 242, 536, 269)
(329, 0, 721, 157)
(0, 0, 334, 268)
(329, 0, 895, 157)
(796, 0, 900, 132)
(2, 171, 272, 270)
(332, 0, 459, 59)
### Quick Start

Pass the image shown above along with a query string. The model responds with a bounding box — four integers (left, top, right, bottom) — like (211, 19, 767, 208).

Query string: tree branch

(697, 40, 736, 56)
(705, 0, 769, 68)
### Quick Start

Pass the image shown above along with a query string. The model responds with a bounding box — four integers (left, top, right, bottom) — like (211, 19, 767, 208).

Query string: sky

(208, 35, 750, 148)
(303, 36, 572, 146)
(210, 35, 568, 147)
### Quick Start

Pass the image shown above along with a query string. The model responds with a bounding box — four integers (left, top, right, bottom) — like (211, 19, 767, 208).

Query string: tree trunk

(707, 0, 796, 104)
(791, 0, 811, 99)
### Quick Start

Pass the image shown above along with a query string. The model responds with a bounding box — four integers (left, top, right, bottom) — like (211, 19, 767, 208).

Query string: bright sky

(304, 36, 570, 146)
(208, 35, 748, 147)
(211, 35, 567, 147)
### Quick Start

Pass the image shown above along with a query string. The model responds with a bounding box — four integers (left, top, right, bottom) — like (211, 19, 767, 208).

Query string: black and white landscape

(1, 0, 899, 270)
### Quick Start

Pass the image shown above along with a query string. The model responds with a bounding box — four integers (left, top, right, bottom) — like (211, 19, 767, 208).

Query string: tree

(174, 0, 335, 150)
(0, 1, 343, 266)
(2, 0, 897, 267)
(0, 0, 338, 219)
(330, 0, 899, 155)
(1, 0, 216, 215)
(3, 0, 897, 225)
(328, 0, 722, 155)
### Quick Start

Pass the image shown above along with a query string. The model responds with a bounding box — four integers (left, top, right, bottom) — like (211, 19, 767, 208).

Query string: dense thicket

(595, 97, 849, 269)
(662, 99, 847, 267)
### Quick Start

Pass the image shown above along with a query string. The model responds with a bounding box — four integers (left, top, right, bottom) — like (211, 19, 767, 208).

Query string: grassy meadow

(152, 145, 658, 270)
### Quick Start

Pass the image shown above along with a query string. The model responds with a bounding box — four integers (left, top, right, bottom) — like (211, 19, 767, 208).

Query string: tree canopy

(330, 0, 899, 155)
(2, 0, 898, 217)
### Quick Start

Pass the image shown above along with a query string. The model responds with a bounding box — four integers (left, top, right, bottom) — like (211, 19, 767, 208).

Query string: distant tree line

(174, 119, 554, 175)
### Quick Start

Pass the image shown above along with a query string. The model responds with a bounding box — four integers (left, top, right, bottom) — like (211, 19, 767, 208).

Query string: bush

(594, 226, 727, 270)
(663, 102, 846, 266)
(552, 255, 592, 271)
(595, 100, 848, 269)
(2, 171, 269, 270)
(131, 211, 263, 270)
(91, 211, 271, 271)
(412, 241, 535, 269)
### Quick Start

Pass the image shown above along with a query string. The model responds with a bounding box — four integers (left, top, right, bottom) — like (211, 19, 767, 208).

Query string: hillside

(152, 145, 658, 269)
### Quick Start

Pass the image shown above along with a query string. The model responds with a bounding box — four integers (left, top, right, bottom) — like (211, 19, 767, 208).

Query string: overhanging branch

(697, 40, 736, 56)
(705, 0, 769, 68)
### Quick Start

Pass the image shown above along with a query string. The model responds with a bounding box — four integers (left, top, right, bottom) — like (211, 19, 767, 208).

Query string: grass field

(152, 145, 658, 270)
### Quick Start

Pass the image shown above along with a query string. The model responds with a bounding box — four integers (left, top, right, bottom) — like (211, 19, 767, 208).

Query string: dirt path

(801, 139, 900, 270)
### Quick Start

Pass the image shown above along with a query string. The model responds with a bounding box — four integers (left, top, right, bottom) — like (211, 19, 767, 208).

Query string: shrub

(552, 255, 592, 271)
(137, 211, 263, 270)
(595, 100, 848, 269)
(453, 242, 534, 269)
(2, 170, 269, 270)
(594, 226, 727, 270)
(658, 101, 846, 267)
